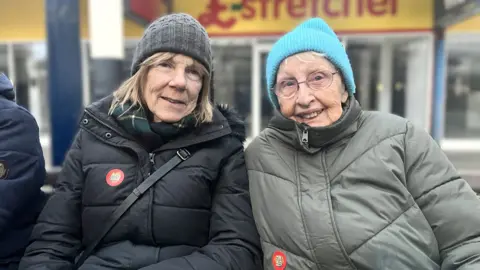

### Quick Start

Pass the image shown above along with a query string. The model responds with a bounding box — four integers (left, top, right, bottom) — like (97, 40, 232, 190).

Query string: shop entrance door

(346, 36, 433, 131)
(347, 40, 403, 116)
(249, 43, 273, 144)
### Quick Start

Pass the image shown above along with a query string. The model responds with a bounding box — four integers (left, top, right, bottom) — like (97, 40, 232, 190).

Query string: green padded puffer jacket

(246, 98, 480, 270)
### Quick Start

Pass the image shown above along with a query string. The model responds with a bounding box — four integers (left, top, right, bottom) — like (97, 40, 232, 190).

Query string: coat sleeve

(139, 144, 262, 270)
(404, 121, 480, 269)
(19, 131, 84, 270)
(0, 107, 45, 233)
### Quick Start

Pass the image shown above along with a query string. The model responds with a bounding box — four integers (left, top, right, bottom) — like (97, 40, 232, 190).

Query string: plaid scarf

(111, 102, 196, 141)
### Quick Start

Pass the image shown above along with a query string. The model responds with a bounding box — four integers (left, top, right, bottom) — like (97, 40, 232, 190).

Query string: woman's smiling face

(275, 51, 348, 127)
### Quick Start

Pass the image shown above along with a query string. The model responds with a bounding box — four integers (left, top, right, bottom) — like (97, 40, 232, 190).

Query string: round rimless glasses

(274, 70, 339, 99)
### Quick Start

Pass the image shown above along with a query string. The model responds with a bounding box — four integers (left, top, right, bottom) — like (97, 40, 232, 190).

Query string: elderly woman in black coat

(20, 13, 261, 270)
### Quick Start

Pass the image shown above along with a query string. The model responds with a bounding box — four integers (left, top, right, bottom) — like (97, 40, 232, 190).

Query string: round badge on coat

(106, 169, 124, 187)
(0, 161, 8, 180)
(272, 250, 287, 270)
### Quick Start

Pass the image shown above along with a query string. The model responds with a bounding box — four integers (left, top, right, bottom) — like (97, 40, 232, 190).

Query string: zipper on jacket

(320, 152, 357, 270)
(148, 152, 156, 174)
(149, 153, 155, 165)
(301, 128, 309, 148)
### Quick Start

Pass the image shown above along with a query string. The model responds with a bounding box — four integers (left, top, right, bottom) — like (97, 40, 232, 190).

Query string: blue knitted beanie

(266, 18, 356, 109)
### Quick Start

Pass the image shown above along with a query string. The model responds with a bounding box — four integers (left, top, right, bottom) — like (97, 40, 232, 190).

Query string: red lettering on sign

(288, 0, 307, 18)
(199, 0, 398, 29)
(242, 0, 256, 19)
(128, 0, 160, 23)
(368, 0, 397, 16)
(324, 0, 340, 17)
(198, 0, 236, 28)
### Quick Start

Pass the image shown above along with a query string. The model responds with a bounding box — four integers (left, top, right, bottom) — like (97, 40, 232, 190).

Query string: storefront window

(13, 44, 32, 110)
(11, 43, 49, 132)
(347, 36, 431, 130)
(347, 42, 380, 111)
(259, 51, 275, 131)
(123, 41, 138, 78)
(391, 43, 407, 117)
(9, 43, 50, 167)
(404, 37, 432, 130)
(0, 45, 8, 76)
(85, 40, 139, 103)
(212, 45, 252, 138)
(445, 38, 480, 138)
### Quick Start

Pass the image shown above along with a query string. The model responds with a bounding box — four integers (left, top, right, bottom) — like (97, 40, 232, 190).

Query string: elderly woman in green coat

(246, 17, 480, 270)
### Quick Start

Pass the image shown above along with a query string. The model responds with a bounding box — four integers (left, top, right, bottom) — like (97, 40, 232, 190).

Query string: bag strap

(74, 149, 192, 269)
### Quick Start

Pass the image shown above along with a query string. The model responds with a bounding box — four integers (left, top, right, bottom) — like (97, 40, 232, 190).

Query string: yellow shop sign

(173, 0, 434, 36)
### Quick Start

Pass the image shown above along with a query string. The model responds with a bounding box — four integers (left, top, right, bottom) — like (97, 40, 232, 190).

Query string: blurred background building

(1, 0, 479, 189)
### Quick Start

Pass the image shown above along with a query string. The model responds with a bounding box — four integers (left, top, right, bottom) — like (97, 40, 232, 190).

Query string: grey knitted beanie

(130, 13, 212, 76)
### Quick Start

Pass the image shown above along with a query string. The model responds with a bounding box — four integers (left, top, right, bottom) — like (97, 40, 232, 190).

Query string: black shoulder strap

(74, 149, 192, 269)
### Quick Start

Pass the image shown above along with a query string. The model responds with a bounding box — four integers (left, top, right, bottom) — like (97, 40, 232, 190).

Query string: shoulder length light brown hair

(108, 52, 213, 124)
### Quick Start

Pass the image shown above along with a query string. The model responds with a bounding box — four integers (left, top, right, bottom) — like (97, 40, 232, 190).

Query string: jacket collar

(268, 97, 362, 153)
(80, 95, 246, 152)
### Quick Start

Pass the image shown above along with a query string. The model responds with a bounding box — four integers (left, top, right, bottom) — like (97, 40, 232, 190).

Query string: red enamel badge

(272, 250, 287, 270)
(106, 169, 125, 187)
